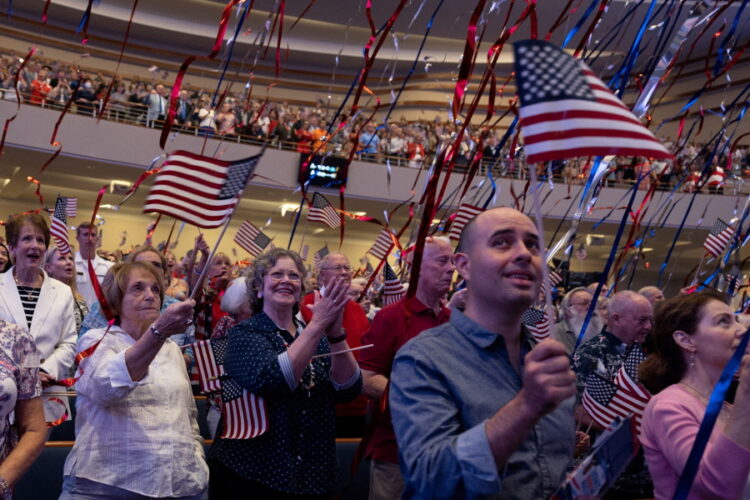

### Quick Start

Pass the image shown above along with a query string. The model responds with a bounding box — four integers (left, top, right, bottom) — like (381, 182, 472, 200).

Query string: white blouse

(64, 326, 208, 497)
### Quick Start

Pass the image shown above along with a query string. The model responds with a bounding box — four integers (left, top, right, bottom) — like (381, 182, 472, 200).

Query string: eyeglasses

(268, 271, 302, 283)
(320, 265, 352, 272)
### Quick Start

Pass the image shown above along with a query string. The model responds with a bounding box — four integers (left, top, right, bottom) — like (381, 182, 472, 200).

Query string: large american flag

(234, 220, 271, 258)
(704, 218, 734, 258)
(521, 307, 551, 341)
(368, 229, 396, 260)
(307, 192, 341, 229)
(192, 336, 268, 439)
(383, 262, 405, 305)
(513, 40, 671, 164)
(50, 196, 72, 255)
(448, 204, 485, 241)
(143, 150, 262, 228)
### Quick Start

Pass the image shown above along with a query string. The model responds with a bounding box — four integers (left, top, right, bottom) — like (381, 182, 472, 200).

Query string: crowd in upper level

(2, 51, 749, 194)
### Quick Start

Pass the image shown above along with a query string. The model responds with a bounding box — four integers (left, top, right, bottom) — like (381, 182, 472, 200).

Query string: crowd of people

(2, 51, 750, 193)
(0, 205, 747, 499)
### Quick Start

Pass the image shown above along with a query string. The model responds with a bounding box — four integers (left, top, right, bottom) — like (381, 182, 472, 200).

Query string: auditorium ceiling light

(280, 203, 300, 216)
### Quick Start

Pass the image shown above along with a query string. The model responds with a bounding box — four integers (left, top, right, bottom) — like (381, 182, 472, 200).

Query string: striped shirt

(16, 286, 40, 328)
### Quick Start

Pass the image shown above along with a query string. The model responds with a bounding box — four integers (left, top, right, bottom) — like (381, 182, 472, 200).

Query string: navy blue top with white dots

(209, 311, 362, 495)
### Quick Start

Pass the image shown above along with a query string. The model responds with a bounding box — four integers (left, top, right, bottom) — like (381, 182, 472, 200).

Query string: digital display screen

(298, 154, 349, 189)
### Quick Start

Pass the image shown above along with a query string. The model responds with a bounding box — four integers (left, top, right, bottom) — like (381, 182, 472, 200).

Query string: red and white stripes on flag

(193, 339, 224, 393)
(313, 246, 329, 270)
(583, 371, 649, 432)
(64, 197, 77, 218)
(220, 378, 269, 439)
(307, 192, 341, 229)
(368, 229, 396, 260)
(614, 345, 651, 402)
(513, 40, 672, 164)
(143, 150, 262, 228)
(383, 262, 406, 306)
(50, 196, 72, 255)
(704, 218, 735, 258)
(521, 307, 551, 341)
(448, 204, 485, 241)
(233, 220, 272, 258)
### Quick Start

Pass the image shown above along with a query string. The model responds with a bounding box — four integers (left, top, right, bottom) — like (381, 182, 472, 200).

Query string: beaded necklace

(279, 321, 316, 397)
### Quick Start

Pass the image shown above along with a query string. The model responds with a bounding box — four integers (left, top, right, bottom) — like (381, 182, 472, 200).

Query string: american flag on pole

(448, 204, 485, 241)
(704, 218, 734, 258)
(220, 377, 269, 439)
(513, 40, 672, 164)
(63, 197, 77, 218)
(313, 245, 329, 270)
(383, 262, 406, 306)
(49, 196, 72, 255)
(307, 192, 341, 229)
(143, 150, 262, 228)
(193, 337, 226, 393)
(300, 244, 309, 261)
(368, 229, 396, 260)
(583, 372, 649, 432)
(192, 336, 268, 439)
(521, 307, 551, 341)
(234, 220, 272, 258)
(614, 345, 651, 401)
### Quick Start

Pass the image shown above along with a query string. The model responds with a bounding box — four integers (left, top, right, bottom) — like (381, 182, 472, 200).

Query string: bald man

(389, 208, 576, 499)
(358, 237, 454, 500)
(300, 252, 370, 437)
(572, 290, 655, 498)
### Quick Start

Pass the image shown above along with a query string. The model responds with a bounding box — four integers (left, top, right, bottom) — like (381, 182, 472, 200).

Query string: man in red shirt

(29, 66, 52, 106)
(358, 236, 455, 500)
(300, 252, 370, 436)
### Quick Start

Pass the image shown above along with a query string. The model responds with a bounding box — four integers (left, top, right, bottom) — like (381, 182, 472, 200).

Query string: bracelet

(0, 476, 10, 495)
(327, 333, 348, 344)
(150, 325, 167, 342)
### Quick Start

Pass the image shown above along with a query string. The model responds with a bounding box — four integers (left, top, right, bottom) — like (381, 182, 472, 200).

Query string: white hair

(220, 277, 248, 315)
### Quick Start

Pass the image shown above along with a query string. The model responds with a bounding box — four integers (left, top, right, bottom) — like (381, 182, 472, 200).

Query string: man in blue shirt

(390, 207, 577, 499)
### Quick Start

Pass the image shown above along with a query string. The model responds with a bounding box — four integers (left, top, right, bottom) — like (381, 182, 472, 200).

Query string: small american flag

(521, 307, 550, 341)
(614, 345, 650, 401)
(704, 218, 734, 258)
(513, 40, 671, 164)
(143, 150, 262, 228)
(300, 244, 309, 261)
(583, 372, 648, 432)
(64, 197, 77, 218)
(234, 220, 271, 258)
(313, 245, 329, 270)
(368, 229, 396, 260)
(192, 336, 268, 439)
(448, 204, 485, 241)
(307, 192, 341, 229)
(50, 196, 71, 255)
(193, 338, 226, 393)
(383, 262, 405, 306)
(221, 377, 269, 439)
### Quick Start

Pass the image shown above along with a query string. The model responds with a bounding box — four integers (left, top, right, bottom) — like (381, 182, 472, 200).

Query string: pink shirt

(640, 384, 750, 499)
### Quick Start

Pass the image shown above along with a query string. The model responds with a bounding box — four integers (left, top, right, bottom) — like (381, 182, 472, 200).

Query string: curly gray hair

(246, 248, 307, 313)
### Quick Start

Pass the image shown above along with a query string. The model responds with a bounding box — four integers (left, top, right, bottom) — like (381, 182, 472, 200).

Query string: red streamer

(89, 184, 108, 226)
(98, 0, 139, 122)
(0, 47, 35, 160)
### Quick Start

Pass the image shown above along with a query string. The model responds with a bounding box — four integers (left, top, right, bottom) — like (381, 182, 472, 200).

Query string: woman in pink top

(639, 290, 750, 499)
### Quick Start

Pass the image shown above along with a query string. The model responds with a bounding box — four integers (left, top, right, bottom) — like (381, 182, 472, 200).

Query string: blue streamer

(672, 330, 750, 500)
(210, 0, 251, 109)
(609, 0, 659, 98)
(482, 169, 497, 210)
(584, 0, 646, 65)
(561, 0, 601, 50)
(574, 173, 645, 350)
(712, 0, 748, 76)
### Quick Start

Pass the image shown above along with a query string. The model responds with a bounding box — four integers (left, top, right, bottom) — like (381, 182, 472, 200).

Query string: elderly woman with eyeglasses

(208, 248, 361, 499)
(60, 261, 207, 499)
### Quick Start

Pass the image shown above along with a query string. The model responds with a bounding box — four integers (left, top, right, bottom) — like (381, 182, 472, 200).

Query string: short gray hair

(245, 248, 307, 313)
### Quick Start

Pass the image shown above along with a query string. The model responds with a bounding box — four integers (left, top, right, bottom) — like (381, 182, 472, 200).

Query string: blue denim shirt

(390, 308, 575, 500)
